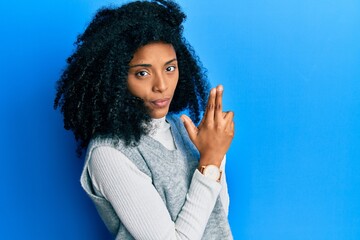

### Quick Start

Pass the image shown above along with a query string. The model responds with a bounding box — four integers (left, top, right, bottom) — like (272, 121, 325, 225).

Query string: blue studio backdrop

(1, 0, 359, 239)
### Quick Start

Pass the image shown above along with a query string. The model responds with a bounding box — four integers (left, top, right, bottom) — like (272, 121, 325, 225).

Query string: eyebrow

(129, 58, 177, 68)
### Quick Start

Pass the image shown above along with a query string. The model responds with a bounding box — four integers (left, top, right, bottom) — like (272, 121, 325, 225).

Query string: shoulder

(85, 136, 129, 159)
(88, 146, 148, 182)
(85, 138, 128, 172)
(85, 136, 153, 178)
(84, 137, 131, 170)
(88, 136, 123, 150)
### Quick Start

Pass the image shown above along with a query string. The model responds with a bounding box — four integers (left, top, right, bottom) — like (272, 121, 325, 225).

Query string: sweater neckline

(143, 115, 179, 153)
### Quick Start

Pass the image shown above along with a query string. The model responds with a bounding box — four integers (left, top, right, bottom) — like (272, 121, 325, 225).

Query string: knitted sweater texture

(80, 115, 233, 239)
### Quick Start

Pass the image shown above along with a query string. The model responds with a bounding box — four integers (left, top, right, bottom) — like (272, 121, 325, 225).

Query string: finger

(222, 111, 229, 119)
(226, 119, 235, 137)
(224, 111, 234, 129)
(215, 85, 223, 122)
(204, 88, 216, 123)
(198, 107, 210, 129)
(181, 114, 198, 142)
(198, 110, 207, 129)
(230, 121, 235, 134)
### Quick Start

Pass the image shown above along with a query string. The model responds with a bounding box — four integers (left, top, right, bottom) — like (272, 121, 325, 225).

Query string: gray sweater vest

(80, 115, 233, 239)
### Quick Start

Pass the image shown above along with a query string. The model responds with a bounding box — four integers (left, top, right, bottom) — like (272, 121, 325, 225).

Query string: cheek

(127, 76, 139, 92)
(127, 79, 135, 94)
(172, 75, 179, 91)
(127, 78, 151, 100)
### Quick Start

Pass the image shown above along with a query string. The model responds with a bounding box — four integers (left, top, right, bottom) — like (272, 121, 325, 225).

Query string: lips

(150, 98, 171, 108)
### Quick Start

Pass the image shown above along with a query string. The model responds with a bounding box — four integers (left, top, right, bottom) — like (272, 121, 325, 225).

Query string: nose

(152, 72, 168, 93)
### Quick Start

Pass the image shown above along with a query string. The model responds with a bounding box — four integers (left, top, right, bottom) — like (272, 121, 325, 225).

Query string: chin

(149, 108, 169, 119)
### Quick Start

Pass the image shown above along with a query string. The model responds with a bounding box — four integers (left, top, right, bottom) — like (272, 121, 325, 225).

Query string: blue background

(1, 0, 359, 239)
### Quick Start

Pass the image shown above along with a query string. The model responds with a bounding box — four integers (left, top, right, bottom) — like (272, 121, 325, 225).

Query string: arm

(181, 85, 234, 217)
(219, 155, 230, 216)
(89, 146, 222, 240)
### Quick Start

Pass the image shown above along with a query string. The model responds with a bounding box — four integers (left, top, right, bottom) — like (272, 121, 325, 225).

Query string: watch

(199, 165, 222, 182)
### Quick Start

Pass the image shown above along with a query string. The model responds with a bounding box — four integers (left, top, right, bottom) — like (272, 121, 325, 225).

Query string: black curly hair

(54, 0, 209, 155)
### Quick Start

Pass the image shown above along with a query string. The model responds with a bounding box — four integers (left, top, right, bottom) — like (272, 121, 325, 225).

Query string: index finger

(203, 88, 216, 124)
(215, 85, 223, 121)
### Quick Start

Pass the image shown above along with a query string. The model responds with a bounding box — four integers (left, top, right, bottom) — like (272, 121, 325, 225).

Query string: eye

(166, 66, 176, 72)
(135, 71, 149, 77)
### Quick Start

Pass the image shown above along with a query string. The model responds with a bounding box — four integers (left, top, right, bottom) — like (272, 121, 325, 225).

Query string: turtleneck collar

(148, 116, 175, 150)
(149, 116, 167, 129)
(148, 116, 170, 136)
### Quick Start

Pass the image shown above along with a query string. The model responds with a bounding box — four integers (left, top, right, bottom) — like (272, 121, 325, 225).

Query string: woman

(54, 0, 234, 239)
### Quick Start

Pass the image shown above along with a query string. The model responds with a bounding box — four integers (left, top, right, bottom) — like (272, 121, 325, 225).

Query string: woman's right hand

(181, 85, 235, 168)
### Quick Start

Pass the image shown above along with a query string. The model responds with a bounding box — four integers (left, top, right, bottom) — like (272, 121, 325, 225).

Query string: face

(127, 42, 179, 119)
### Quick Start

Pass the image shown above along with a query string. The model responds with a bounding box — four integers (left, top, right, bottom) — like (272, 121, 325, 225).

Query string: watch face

(203, 165, 220, 181)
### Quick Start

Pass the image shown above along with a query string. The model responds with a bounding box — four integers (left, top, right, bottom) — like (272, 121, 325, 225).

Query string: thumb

(181, 114, 198, 143)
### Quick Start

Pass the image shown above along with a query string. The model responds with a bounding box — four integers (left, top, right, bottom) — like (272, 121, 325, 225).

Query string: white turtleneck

(88, 117, 230, 239)
(147, 116, 176, 150)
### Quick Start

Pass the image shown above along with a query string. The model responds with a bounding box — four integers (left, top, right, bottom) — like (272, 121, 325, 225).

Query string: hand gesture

(181, 85, 235, 168)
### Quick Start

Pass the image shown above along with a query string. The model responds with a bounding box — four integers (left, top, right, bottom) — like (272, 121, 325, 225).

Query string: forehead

(130, 42, 176, 64)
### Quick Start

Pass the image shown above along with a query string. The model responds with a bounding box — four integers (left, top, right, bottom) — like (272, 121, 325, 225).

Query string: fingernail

(211, 88, 216, 95)
(217, 85, 223, 91)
